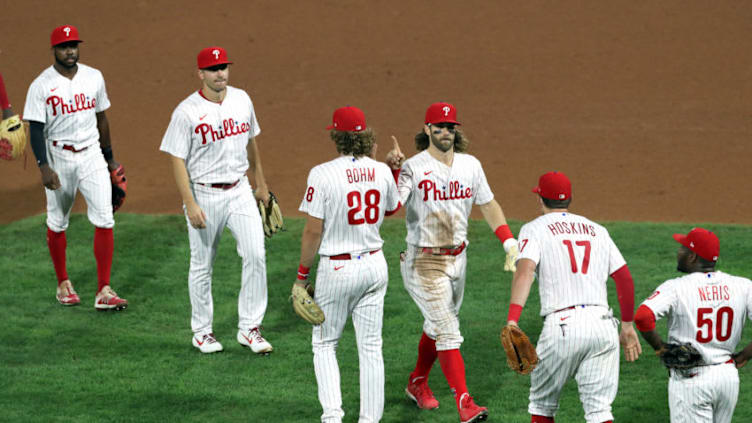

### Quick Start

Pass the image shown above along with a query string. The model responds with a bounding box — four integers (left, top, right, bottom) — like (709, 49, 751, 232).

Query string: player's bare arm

(507, 258, 537, 325)
(248, 137, 270, 206)
(96, 111, 119, 172)
(294, 214, 323, 287)
(28, 120, 61, 190)
(168, 154, 206, 229)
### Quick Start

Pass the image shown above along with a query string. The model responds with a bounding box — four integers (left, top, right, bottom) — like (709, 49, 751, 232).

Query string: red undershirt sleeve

(610, 264, 635, 322)
(385, 202, 402, 216)
(391, 168, 400, 185)
(634, 304, 657, 332)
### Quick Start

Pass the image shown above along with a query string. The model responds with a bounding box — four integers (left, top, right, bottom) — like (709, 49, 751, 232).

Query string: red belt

(329, 249, 380, 260)
(554, 304, 588, 313)
(421, 242, 466, 256)
(52, 141, 89, 153)
(197, 180, 239, 190)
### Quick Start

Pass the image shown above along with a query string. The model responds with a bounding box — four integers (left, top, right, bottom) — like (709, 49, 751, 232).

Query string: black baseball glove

(657, 342, 703, 369)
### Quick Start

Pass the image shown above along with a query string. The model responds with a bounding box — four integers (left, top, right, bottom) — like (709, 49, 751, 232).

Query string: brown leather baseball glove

(258, 191, 283, 238)
(0, 114, 26, 160)
(290, 283, 324, 325)
(501, 324, 539, 374)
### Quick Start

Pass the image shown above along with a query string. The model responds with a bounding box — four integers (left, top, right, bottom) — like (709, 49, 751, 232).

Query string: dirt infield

(1, 1, 750, 225)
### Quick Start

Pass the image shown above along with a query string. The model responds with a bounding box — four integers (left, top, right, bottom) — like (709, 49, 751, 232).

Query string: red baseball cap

(327, 106, 366, 132)
(50, 25, 83, 47)
(532, 171, 572, 200)
(425, 102, 461, 125)
(673, 227, 719, 262)
(197, 47, 233, 69)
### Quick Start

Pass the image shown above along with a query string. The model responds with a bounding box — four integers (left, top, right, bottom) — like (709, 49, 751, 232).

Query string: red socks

(47, 228, 68, 284)
(532, 416, 554, 423)
(410, 332, 438, 382)
(94, 227, 113, 291)
(438, 348, 469, 409)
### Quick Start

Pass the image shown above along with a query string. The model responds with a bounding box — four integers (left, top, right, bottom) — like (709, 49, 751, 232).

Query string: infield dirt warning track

(1, 1, 750, 224)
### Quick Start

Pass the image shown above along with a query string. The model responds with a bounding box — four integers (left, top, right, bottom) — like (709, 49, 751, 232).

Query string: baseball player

(296, 106, 400, 423)
(505, 171, 642, 423)
(635, 227, 752, 422)
(23, 25, 127, 310)
(385, 102, 519, 423)
(160, 46, 273, 354)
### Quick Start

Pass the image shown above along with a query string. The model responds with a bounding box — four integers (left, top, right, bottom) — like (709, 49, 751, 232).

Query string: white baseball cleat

(56, 280, 81, 306)
(237, 327, 273, 354)
(192, 333, 223, 354)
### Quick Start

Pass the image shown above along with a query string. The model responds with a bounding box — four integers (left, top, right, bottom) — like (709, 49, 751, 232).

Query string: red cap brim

(673, 233, 689, 248)
(532, 187, 541, 194)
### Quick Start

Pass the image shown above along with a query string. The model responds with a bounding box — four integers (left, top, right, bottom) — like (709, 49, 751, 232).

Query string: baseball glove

(258, 191, 283, 238)
(290, 283, 324, 325)
(110, 164, 127, 212)
(657, 342, 703, 369)
(0, 114, 26, 160)
(501, 324, 539, 375)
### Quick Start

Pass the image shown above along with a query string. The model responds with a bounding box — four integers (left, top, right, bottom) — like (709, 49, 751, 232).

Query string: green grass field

(2, 215, 751, 422)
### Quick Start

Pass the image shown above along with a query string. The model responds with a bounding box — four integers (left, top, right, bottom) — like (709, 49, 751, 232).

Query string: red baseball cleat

(405, 376, 440, 410)
(56, 280, 80, 306)
(459, 393, 488, 423)
(94, 285, 128, 311)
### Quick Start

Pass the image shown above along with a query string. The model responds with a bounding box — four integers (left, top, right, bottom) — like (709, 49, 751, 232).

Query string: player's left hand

(733, 352, 748, 369)
(254, 184, 270, 206)
(107, 160, 120, 173)
(619, 322, 642, 362)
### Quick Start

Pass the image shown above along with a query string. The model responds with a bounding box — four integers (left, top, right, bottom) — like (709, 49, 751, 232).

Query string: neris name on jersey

(547, 221, 597, 237)
(417, 180, 472, 202)
(46, 94, 96, 116)
(195, 119, 250, 145)
(698, 284, 730, 302)
(346, 168, 375, 184)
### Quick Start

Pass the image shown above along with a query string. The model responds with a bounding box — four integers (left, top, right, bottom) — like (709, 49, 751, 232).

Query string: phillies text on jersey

(299, 156, 399, 256)
(517, 212, 627, 316)
(398, 151, 493, 247)
(23, 64, 110, 147)
(641, 271, 752, 365)
(159, 86, 260, 184)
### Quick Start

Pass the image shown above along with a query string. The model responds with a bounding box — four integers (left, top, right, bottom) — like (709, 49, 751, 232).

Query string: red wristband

(0, 73, 10, 110)
(507, 303, 523, 323)
(297, 264, 310, 280)
(495, 225, 514, 243)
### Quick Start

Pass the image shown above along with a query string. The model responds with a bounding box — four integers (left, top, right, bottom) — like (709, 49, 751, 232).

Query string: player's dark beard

(55, 54, 78, 69)
(430, 132, 454, 152)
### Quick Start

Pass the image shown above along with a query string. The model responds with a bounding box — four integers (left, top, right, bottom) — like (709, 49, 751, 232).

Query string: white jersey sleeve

(160, 108, 192, 160)
(94, 71, 111, 113)
(641, 279, 678, 320)
(22, 78, 47, 123)
(472, 157, 493, 205)
(299, 166, 327, 220)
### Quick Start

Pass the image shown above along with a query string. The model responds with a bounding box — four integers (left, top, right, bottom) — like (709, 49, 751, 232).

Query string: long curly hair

(414, 128, 469, 153)
(330, 128, 376, 158)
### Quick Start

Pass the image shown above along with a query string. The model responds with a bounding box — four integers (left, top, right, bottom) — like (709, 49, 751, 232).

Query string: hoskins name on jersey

(195, 119, 251, 145)
(417, 179, 472, 202)
(346, 167, 375, 184)
(547, 221, 597, 237)
(46, 94, 96, 116)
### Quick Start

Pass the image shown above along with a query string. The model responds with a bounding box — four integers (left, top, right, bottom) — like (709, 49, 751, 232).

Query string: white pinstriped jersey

(641, 271, 752, 365)
(517, 212, 626, 316)
(159, 86, 261, 184)
(299, 156, 399, 256)
(23, 64, 110, 147)
(398, 151, 493, 247)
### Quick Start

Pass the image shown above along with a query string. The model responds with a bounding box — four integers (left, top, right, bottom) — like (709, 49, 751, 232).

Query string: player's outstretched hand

(40, 164, 61, 190)
(503, 239, 519, 272)
(385, 135, 405, 170)
(186, 201, 207, 229)
(619, 322, 642, 362)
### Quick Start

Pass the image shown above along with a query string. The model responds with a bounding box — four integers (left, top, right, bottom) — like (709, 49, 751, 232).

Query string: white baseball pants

(668, 361, 739, 423)
(312, 250, 388, 423)
(528, 305, 620, 423)
(186, 177, 267, 335)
